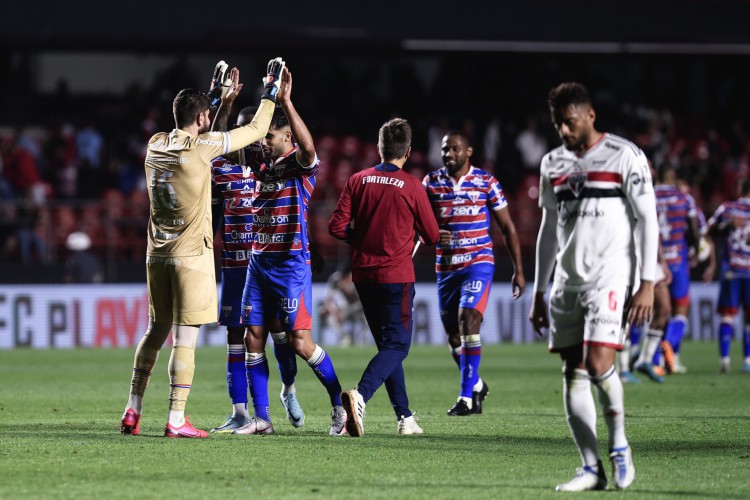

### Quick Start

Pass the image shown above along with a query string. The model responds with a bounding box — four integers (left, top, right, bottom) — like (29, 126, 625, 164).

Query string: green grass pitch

(1, 341, 748, 499)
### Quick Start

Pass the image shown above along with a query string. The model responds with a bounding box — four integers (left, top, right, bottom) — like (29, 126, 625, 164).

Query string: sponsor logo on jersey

(252, 213, 290, 226)
(449, 254, 473, 265)
(604, 141, 621, 151)
(449, 237, 479, 247)
(196, 138, 222, 147)
(254, 233, 287, 244)
(441, 205, 482, 217)
(470, 177, 484, 187)
(260, 181, 284, 192)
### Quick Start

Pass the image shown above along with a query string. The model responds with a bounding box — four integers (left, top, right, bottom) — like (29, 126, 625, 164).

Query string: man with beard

(529, 82, 658, 490)
(423, 131, 525, 416)
(120, 59, 284, 438)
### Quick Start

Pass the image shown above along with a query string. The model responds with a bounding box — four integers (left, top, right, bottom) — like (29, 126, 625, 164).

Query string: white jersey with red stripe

(423, 166, 507, 273)
(539, 133, 654, 291)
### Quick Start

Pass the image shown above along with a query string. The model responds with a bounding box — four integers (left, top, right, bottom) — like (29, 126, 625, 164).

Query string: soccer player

(236, 68, 346, 436)
(423, 131, 525, 416)
(208, 98, 304, 432)
(330, 118, 440, 437)
(654, 163, 701, 374)
(529, 82, 658, 490)
(120, 58, 285, 438)
(707, 179, 750, 374)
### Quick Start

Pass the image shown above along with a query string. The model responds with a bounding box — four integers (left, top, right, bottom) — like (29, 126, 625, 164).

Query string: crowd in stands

(2, 55, 750, 281)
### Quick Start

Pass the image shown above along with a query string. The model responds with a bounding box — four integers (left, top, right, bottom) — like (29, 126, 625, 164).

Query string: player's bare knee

(227, 326, 245, 345)
(290, 331, 315, 358)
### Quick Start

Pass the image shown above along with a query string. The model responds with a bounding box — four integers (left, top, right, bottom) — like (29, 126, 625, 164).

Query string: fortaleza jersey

(539, 133, 654, 291)
(423, 166, 507, 274)
(655, 184, 695, 267)
(708, 198, 750, 277)
(211, 156, 255, 269)
(249, 146, 317, 260)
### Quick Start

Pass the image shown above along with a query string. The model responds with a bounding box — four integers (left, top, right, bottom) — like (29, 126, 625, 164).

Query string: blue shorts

(218, 267, 247, 327)
(718, 275, 750, 316)
(242, 253, 312, 330)
(437, 264, 493, 334)
(668, 262, 690, 307)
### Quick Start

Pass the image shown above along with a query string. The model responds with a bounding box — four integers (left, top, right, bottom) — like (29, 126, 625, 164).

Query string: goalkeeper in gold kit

(120, 58, 286, 438)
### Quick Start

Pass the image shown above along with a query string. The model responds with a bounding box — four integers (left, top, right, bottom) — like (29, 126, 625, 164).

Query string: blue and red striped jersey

(655, 184, 695, 267)
(211, 156, 255, 269)
(249, 146, 318, 260)
(708, 198, 750, 277)
(423, 166, 507, 274)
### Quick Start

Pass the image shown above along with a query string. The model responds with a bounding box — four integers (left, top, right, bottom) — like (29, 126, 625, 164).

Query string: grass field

(1, 341, 748, 499)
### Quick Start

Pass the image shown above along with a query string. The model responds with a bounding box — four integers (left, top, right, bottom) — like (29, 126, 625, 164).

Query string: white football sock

(126, 394, 143, 414)
(591, 365, 628, 450)
(473, 377, 484, 392)
(168, 410, 185, 427)
(564, 368, 600, 467)
(637, 329, 662, 364)
(281, 384, 296, 397)
(618, 339, 631, 373)
(233, 402, 249, 417)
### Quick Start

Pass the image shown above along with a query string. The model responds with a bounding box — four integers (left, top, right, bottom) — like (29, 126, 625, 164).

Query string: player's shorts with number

(241, 253, 312, 330)
(146, 246, 217, 325)
(437, 263, 493, 333)
(547, 282, 630, 352)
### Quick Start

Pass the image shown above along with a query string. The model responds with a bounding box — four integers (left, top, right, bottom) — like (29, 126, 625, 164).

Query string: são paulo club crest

(568, 166, 587, 197)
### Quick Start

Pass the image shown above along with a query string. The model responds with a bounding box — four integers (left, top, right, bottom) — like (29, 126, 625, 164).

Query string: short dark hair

(656, 162, 676, 183)
(378, 118, 412, 161)
(173, 89, 210, 129)
(270, 108, 290, 130)
(548, 82, 592, 111)
(236, 106, 258, 127)
(444, 130, 471, 147)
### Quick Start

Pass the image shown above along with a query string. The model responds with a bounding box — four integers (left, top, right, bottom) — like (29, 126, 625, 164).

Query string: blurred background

(2, 0, 750, 285)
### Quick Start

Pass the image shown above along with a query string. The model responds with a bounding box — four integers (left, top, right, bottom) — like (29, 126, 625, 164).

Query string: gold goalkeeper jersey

(144, 99, 274, 257)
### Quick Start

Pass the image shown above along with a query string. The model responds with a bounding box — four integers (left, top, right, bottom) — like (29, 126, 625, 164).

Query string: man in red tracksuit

(329, 117, 440, 437)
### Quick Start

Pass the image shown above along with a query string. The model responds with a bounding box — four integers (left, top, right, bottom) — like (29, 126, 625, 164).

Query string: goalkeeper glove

(261, 57, 285, 102)
(207, 60, 230, 110)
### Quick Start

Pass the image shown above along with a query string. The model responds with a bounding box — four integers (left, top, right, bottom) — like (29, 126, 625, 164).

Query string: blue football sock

(665, 316, 687, 354)
(629, 325, 642, 347)
(307, 346, 342, 407)
(743, 325, 750, 358)
(719, 321, 734, 358)
(227, 344, 248, 406)
(271, 332, 297, 387)
(246, 352, 270, 421)
(460, 335, 481, 399)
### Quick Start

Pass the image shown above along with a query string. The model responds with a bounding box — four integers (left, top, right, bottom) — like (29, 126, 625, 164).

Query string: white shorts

(548, 282, 629, 352)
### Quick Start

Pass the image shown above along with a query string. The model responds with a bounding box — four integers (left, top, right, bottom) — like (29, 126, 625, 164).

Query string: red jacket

(329, 163, 439, 283)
